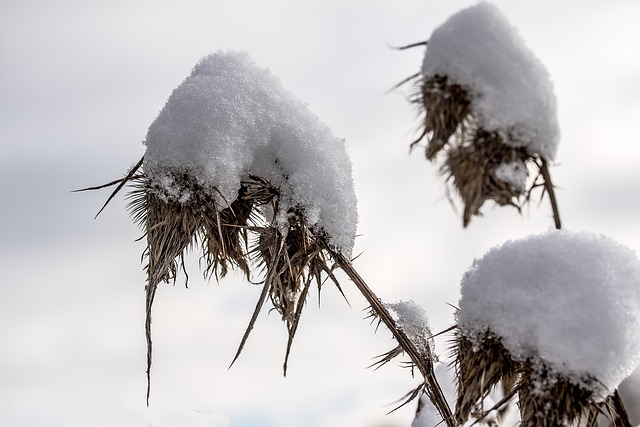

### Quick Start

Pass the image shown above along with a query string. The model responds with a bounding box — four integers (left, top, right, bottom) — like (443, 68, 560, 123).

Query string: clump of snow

(494, 159, 527, 191)
(386, 300, 435, 359)
(422, 2, 559, 160)
(143, 51, 357, 254)
(458, 229, 640, 398)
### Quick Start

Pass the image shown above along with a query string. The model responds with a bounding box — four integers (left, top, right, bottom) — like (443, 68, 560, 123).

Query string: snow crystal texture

(143, 51, 358, 254)
(494, 159, 527, 192)
(386, 300, 435, 359)
(422, 2, 560, 160)
(458, 230, 640, 397)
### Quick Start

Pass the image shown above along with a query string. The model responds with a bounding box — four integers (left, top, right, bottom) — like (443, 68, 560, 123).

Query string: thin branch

(611, 390, 633, 427)
(229, 275, 275, 369)
(386, 72, 421, 94)
(390, 40, 428, 50)
(75, 156, 145, 219)
(538, 158, 562, 230)
(145, 280, 158, 407)
(330, 251, 455, 427)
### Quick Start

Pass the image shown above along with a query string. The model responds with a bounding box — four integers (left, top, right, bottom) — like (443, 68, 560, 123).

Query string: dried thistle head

(453, 330, 518, 425)
(121, 168, 347, 400)
(405, 3, 561, 228)
(410, 72, 548, 227)
(444, 129, 533, 227)
(517, 362, 603, 427)
(452, 329, 619, 427)
(413, 74, 471, 160)
(126, 169, 255, 287)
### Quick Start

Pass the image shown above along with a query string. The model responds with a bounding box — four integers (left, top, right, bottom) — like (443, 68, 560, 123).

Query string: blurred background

(1, 0, 639, 425)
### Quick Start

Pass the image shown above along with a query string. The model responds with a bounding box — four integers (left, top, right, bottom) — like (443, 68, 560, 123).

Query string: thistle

(405, 2, 561, 227)
(79, 52, 455, 425)
(454, 230, 640, 426)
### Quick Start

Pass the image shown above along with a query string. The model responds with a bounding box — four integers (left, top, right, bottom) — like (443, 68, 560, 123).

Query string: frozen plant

(403, 1, 561, 227)
(78, 3, 639, 426)
(454, 230, 640, 426)
(133, 51, 360, 403)
(80, 50, 450, 420)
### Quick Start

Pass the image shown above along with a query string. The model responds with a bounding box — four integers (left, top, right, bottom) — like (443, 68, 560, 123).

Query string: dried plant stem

(539, 158, 562, 230)
(145, 281, 158, 407)
(611, 390, 633, 427)
(331, 251, 455, 427)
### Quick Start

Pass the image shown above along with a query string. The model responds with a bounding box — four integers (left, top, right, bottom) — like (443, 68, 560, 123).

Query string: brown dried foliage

(413, 74, 471, 160)
(410, 74, 552, 227)
(454, 332, 517, 425)
(444, 130, 531, 227)
(452, 329, 632, 427)
(80, 163, 453, 421)
(517, 363, 601, 427)
(126, 170, 348, 402)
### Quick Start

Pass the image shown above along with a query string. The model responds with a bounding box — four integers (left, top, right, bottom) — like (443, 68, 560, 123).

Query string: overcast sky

(2, 1, 640, 426)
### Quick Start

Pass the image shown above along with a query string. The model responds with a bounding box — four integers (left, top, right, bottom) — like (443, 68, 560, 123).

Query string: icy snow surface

(143, 51, 357, 253)
(386, 300, 435, 358)
(422, 2, 560, 160)
(458, 230, 640, 397)
(494, 159, 527, 192)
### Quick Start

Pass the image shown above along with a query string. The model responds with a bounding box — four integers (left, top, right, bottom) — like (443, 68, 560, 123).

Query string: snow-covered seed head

(410, 2, 560, 227)
(119, 51, 359, 400)
(413, 72, 541, 227)
(455, 230, 640, 425)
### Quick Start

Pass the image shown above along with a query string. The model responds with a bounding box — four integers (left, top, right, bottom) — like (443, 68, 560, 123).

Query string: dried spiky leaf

(453, 331, 517, 425)
(413, 74, 471, 159)
(408, 72, 553, 227)
(250, 206, 339, 373)
(444, 129, 532, 227)
(518, 362, 603, 427)
(127, 171, 253, 286)
(127, 170, 264, 404)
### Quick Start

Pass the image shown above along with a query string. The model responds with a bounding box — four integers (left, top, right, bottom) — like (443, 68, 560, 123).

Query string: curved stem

(332, 251, 455, 427)
(145, 281, 157, 407)
(612, 390, 633, 427)
(539, 158, 562, 230)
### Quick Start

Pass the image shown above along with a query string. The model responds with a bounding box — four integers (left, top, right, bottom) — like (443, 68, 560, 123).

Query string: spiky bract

(452, 329, 625, 427)
(125, 167, 342, 400)
(412, 74, 548, 227)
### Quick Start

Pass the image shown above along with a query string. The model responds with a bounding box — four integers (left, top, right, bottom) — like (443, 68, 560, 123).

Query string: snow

(457, 229, 640, 398)
(494, 159, 527, 191)
(143, 51, 357, 254)
(422, 2, 560, 160)
(386, 300, 435, 358)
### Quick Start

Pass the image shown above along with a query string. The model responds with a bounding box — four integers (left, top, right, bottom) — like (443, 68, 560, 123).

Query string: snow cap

(143, 51, 358, 254)
(422, 2, 560, 160)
